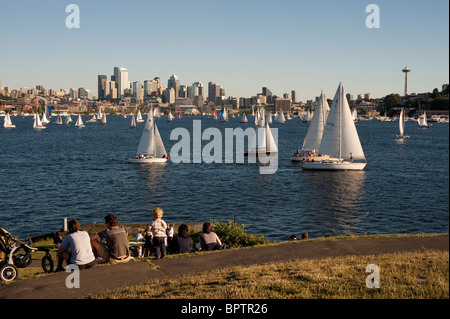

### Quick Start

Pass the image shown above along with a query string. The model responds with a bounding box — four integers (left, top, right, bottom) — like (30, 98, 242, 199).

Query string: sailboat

(277, 111, 286, 124)
(417, 111, 432, 128)
(245, 107, 278, 156)
(64, 114, 72, 125)
(41, 112, 50, 125)
(99, 113, 107, 125)
(397, 108, 410, 139)
(33, 113, 46, 129)
(352, 109, 358, 122)
(128, 112, 168, 163)
(136, 110, 144, 122)
(219, 107, 228, 122)
(240, 113, 248, 123)
(167, 112, 174, 122)
(130, 115, 136, 128)
(292, 91, 330, 162)
(55, 113, 64, 125)
(3, 113, 16, 128)
(87, 114, 97, 122)
(75, 114, 85, 128)
(302, 83, 367, 171)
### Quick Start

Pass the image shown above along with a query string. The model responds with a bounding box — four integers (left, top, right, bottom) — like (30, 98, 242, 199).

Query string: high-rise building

(291, 90, 298, 103)
(113, 67, 128, 98)
(164, 87, 175, 104)
(208, 82, 221, 104)
(168, 74, 180, 98)
(262, 87, 273, 104)
(133, 81, 144, 103)
(98, 75, 107, 100)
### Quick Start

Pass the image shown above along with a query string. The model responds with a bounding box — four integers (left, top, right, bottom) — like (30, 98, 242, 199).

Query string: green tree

(383, 93, 402, 113)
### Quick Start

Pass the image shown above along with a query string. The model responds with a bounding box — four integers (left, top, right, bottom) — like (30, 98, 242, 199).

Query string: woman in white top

(56, 219, 97, 271)
(198, 222, 223, 251)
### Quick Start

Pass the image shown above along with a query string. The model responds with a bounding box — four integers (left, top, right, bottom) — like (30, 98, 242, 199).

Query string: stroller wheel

(0, 264, 18, 282)
(41, 254, 54, 273)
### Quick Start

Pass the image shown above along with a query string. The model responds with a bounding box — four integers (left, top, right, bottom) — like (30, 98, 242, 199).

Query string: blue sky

(0, 0, 448, 101)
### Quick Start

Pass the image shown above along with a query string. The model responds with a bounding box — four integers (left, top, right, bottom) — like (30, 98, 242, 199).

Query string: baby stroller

(0, 225, 54, 282)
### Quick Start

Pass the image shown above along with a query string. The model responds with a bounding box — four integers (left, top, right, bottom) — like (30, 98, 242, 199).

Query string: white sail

(100, 113, 107, 124)
(3, 113, 15, 128)
(136, 110, 144, 122)
(168, 112, 174, 121)
(265, 122, 278, 153)
(352, 109, 358, 121)
(254, 109, 259, 126)
(240, 113, 248, 123)
(136, 114, 155, 156)
(418, 112, 428, 127)
(56, 113, 63, 124)
(302, 91, 329, 152)
(41, 112, 49, 124)
(399, 109, 405, 136)
(75, 114, 84, 127)
(33, 113, 46, 129)
(278, 111, 285, 123)
(130, 115, 136, 128)
(153, 122, 167, 158)
(65, 115, 71, 125)
(258, 107, 265, 128)
(154, 108, 161, 119)
(266, 111, 272, 124)
(222, 108, 228, 122)
(319, 83, 365, 161)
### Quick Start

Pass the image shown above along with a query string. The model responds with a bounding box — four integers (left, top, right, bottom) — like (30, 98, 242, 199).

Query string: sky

(0, 0, 448, 101)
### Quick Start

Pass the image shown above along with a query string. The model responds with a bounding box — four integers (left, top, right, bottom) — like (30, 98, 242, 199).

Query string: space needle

(402, 67, 410, 96)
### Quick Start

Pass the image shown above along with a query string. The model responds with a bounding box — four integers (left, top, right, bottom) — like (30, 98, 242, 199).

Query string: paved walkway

(0, 234, 448, 299)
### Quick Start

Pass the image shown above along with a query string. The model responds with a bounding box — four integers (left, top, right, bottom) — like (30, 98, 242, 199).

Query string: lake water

(1, 115, 448, 241)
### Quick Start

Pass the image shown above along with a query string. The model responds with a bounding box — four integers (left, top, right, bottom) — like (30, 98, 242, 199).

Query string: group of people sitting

(55, 207, 225, 271)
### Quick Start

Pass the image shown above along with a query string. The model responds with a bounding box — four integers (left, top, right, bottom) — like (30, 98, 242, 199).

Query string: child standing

(150, 207, 168, 259)
(137, 245, 143, 258)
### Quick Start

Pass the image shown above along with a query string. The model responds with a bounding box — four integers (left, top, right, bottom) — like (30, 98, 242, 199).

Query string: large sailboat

(397, 108, 410, 139)
(302, 83, 367, 171)
(292, 91, 330, 162)
(128, 112, 168, 163)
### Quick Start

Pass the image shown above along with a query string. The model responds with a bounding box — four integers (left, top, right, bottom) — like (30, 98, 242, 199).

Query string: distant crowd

(55, 207, 226, 271)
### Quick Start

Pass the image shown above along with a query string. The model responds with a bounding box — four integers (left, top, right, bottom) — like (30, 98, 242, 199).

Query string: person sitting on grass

(198, 222, 226, 251)
(90, 214, 131, 263)
(173, 224, 193, 254)
(56, 219, 97, 271)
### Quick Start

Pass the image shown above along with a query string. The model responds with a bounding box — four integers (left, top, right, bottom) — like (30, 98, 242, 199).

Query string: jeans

(152, 236, 166, 258)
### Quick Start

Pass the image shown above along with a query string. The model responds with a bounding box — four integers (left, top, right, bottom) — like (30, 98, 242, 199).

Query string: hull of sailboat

(4, 125, 16, 128)
(302, 161, 366, 171)
(33, 126, 46, 129)
(128, 157, 168, 164)
(291, 155, 330, 163)
(244, 151, 278, 156)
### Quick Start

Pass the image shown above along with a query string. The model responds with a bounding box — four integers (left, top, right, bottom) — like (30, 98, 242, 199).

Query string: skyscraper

(208, 82, 221, 104)
(291, 90, 298, 103)
(98, 75, 107, 100)
(114, 67, 128, 98)
(168, 74, 180, 98)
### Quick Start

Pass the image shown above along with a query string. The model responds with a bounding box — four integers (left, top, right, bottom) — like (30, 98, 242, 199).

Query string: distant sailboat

(41, 112, 50, 125)
(100, 113, 107, 125)
(302, 83, 366, 171)
(219, 107, 228, 122)
(130, 115, 136, 128)
(397, 108, 410, 139)
(167, 112, 174, 122)
(55, 113, 64, 125)
(33, 114, 46, 129)
(3, 113, 16, 128)
(65, 115, 72, 125)
(244, 121, 278, 156)
(277, 111, 286, 124)
(136, 110, 144, 122)
(418, 111, 432, 128)
(352, 109, 358, 122)
(240, 113, 248, 123)
(87, 114, 97, 122)
(128, 112, 168, 163)
(75, 114, 85, 128)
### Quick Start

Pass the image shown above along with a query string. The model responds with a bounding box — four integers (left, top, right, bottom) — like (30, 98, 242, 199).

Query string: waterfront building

(70, 88, 78, 100)
(164, 87, 175, 104)
(114, 67, 128, 98)
(144, 80, 153, 97)
(275, 98, 291, 112)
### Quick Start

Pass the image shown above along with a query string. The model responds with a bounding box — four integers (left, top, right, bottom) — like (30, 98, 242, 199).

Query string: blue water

(0, 115, 448, 241)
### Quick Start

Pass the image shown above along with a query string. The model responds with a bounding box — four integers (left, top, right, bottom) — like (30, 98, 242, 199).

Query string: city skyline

(0, 0, 448, 101)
